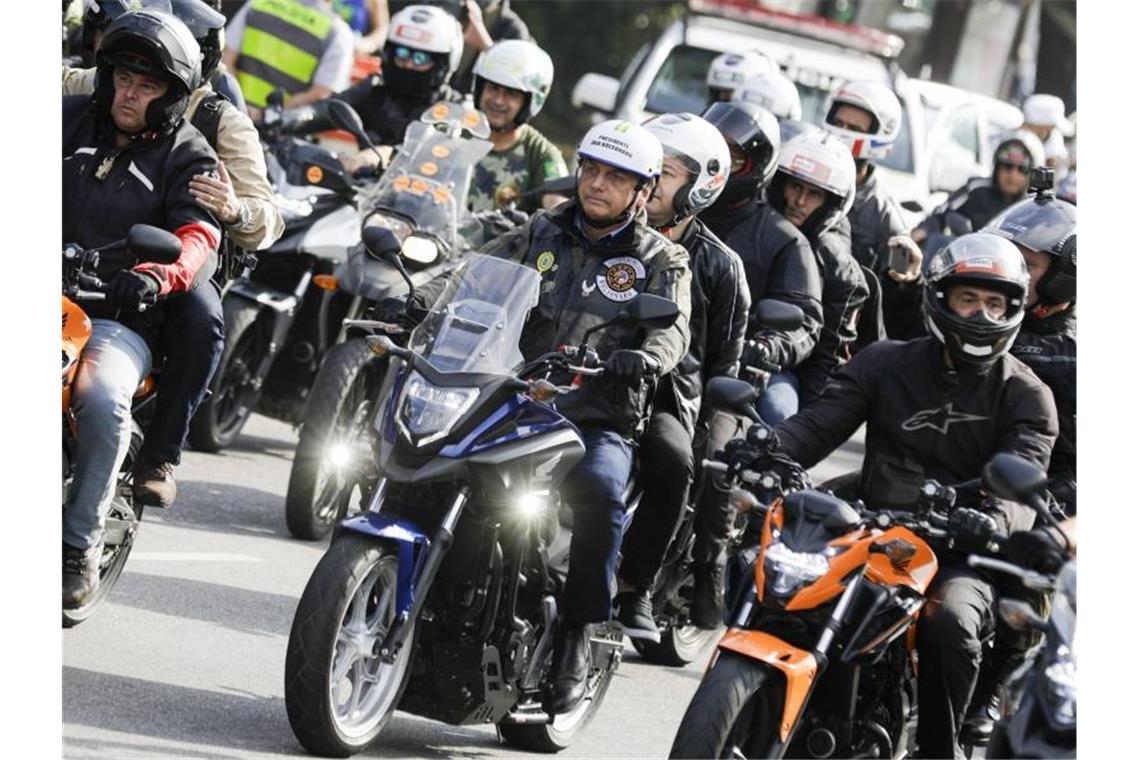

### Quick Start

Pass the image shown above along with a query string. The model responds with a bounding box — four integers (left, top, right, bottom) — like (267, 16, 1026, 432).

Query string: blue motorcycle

(283, 251, 680, 756)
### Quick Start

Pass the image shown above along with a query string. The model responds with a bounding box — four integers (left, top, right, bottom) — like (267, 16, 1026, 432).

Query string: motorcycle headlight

(764, 540, 831, 597)
(1040, 642, 1077, 730)
(396, 371, 478, 447)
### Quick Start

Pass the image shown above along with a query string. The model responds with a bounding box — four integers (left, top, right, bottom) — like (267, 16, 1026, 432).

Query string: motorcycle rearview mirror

(519, 174, 576, 200)
(363, 225, 416, 299)
(621, 293, 680, 330)
(982, 453, 1049, 505)
(944, 211, 973, 237)
(125, 224, 182, 264)
(755, 299, 804, 332)
(266, 89, 285, 109)
(326, 99, 386, 165)
(704, 376, 762, 421)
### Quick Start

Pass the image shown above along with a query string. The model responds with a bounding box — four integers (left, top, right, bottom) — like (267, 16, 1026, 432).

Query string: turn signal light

(313, 274, 339, 291)
(729, 487, 761, 514)
(366, 335, 394, 357)
(527, 379, 559, 402)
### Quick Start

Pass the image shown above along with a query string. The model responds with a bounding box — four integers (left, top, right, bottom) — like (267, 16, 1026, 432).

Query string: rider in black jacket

(774, 233, 1058, 758)
(764, 127, 869, 406)
(913, 131, 1046, 248)
(699, 100, 823, 425)
(614, 112, 751, 639)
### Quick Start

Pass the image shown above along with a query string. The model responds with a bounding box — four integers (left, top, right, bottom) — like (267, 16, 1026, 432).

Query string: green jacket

(416, 201, 692, 437)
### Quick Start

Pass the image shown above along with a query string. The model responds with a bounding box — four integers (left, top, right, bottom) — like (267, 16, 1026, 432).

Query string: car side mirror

(571, 73, 619, 114)
(754, 299, 803, 331)
(704, 376, 761, 417)
(126, 224, 181, 264)
(982, 453, 1049, 504)
(327, 98, 373, 149)
(621, 293, 679, 330)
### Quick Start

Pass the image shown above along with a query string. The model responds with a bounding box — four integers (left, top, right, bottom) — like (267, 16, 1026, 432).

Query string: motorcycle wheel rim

(214, 327, 261, 437)
(328, 556, 410, 739)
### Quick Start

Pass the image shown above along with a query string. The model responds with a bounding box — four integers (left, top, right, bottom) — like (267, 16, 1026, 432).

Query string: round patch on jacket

(596, 256, 646, 302)
(536, 251, 556, 273)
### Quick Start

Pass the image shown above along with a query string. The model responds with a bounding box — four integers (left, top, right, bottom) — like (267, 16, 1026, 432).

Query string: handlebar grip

(702, 460, 729, 473)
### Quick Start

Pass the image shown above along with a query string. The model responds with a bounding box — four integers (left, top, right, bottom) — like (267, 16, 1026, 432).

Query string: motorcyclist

(396, 119, 692, 713)
(63, 0, 285, 507)
(730, 69, 804, 142)
(300, 4, 464, 175)
(466, 39, 568, 214)
(771, 233, 1059, 758)
(62, 9, 221, 605)
(764, 127, 869, 406)
(706, 49, 771, 104)
(699, 99, 823, 425)
(821, 79, 925, 340)
(1021, 92, 1073, 179)
(913, 130, 1045, 247)
(613, 112, 750, 638)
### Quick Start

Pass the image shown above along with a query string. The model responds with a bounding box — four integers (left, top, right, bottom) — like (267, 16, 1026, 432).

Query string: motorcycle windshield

(408, 254, 540, 376)
(357, 102, 492, 250)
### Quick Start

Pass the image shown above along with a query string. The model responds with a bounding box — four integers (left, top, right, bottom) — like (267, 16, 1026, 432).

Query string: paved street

(63, 413, 863, 759)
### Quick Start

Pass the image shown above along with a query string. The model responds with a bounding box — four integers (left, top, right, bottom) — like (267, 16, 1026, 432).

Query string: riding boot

(548, 621, 590, 714)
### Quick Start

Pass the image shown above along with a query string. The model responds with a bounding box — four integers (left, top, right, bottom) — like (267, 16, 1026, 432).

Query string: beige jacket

(63, 66, 283, 251)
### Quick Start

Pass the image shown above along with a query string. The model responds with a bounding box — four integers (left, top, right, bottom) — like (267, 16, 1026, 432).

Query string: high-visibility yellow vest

(235, 0, 334, 108)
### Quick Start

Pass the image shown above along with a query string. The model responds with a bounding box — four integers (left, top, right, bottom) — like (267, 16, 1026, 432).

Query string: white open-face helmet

(385, 4, 464, 76)
(732, 71, 802, 122)
(576, 119, 663, 183)
(1022, 93, 1074, 137)
(472, 39, 554, 125)
(767, 128, 857, 235)
(822, 79, 902, 161)
(706, 49, 772, 98)
(643, 112, 730, 223)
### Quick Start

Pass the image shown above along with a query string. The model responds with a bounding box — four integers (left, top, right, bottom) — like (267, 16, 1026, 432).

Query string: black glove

(948, 507, 999, 553)
(1002, 529, 1067, 575)
(482, 208, 529, 238)
(604, 349, 654, 385)
(741, 339, 773, 371)
(369, 296, 418, 327)
(106, 270, 160, 310)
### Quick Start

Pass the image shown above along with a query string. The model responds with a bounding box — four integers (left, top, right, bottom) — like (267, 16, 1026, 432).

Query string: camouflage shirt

(468, 125, 568, 214)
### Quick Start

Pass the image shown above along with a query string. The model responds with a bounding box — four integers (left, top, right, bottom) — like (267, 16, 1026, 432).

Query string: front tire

(669, 652, 780, 759)
(632, 623, 720, 667)
(187, 297, 265, 453)
(285, 339, 384, 540)
(285, 534, 414, 757)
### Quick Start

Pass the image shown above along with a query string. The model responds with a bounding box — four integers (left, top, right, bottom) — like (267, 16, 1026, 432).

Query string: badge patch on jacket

(596, 256, 646, 302)
(901, 403, 987, 434)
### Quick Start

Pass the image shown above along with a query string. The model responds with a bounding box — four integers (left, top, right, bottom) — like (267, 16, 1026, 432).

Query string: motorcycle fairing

(339, 512, 428, 616)
(718, 628, 818, 744)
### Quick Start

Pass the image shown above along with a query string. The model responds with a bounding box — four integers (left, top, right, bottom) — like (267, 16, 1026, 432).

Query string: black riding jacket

(917, 178, 1018, 240)
(1011, 309, 1076, 483)
(336, 75, 461, 146)
(775, 337, 1058, 532)
(849, 165, 923, 340)
(658, 217, 751, 437)
(62, 96, 220, 332)
(797, 216, 869, 403)
(700, 198, 823, 372)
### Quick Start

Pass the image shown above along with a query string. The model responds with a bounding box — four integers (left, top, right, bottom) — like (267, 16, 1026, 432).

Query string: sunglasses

(996, 161, 1029, 175)
(393, 46, 434, 67)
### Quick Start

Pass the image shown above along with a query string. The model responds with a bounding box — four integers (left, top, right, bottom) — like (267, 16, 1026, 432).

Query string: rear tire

(632, 623, 719, 667)
(669, 652, 780, 759)
(285, 534, 414, 757)
(187, 297, 264, 453)
(285, 339, 383, 540)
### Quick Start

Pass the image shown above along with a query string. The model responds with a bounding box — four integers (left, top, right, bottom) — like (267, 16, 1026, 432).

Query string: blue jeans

(559, 428, 633, 624)
(757, 371, 799, 425)
(65, 320, 152, 550)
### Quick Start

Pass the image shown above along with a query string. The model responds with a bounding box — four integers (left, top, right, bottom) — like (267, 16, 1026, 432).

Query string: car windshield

(408, 254, 541, 375)
(643, 44, 914, 173)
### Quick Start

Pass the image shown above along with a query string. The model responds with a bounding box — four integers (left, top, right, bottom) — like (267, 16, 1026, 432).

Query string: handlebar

(967, 554, 1055, 592)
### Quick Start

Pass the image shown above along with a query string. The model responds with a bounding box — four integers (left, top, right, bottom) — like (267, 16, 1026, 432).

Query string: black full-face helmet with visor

(701, 99, 780, 208)
(922, 232, 1030, 372)
(985, 191, 1076, 309)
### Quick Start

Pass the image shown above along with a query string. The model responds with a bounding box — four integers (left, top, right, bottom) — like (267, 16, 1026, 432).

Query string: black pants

(691, 410, 745, 570)
(915, 563, 999, 760)
(619, 410, 693, 591)
(141, 281, 225, 465)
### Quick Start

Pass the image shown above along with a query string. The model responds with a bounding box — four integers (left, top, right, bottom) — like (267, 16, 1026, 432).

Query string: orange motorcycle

(669, 377, 979, 760)
(62, 225, 180, 627)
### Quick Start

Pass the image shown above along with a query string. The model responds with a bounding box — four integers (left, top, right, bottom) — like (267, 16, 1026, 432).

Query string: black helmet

(169, 0, 225, 82)
(94, 9, 202, 135)
(922, 233, 1029, 372)
(701, 100, 780, 207)
(80, 0, 173, 65)
(985, 191, 1076, 309)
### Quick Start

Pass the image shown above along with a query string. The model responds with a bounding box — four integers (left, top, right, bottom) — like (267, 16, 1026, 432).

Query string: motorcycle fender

(338, 512, 429, 616)
(718, 628, 818, 743)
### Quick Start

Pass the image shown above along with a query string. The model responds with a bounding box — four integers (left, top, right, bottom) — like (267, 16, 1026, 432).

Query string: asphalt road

(63, 413, 864, 759)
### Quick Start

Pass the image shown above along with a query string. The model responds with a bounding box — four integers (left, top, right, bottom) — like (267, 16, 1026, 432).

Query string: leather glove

(604, 349, 655, 385)
(368, 296, 420, 328)
(106, 270, 160, 310)
(1002, 529, 1067, 576)
(948, 507, 999, 553)
(741, 339, 773, 371)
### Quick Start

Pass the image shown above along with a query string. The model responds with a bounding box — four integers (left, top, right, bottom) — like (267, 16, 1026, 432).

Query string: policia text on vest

(236, 0, 337, 108)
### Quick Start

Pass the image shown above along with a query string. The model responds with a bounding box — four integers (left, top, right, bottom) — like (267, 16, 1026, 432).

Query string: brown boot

(134, 459, 177, 508)
(63, 541, 101, 609)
